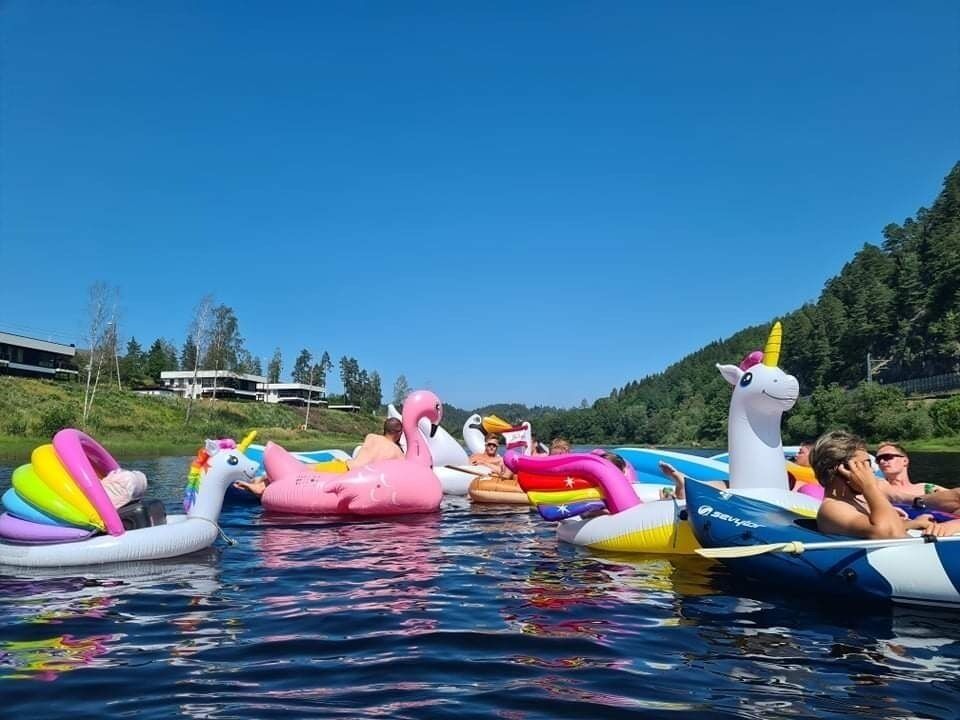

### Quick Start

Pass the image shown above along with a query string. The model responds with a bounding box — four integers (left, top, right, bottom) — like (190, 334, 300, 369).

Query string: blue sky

(2, 1, 958, 409)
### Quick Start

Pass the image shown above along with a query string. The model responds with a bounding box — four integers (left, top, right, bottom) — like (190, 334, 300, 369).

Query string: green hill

(442, 162, 960, 449)
(0, 376, 382, 461)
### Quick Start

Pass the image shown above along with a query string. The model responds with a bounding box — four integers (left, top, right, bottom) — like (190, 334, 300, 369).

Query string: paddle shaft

(443, 464, 489, 478)
(697, 533, 960, 559)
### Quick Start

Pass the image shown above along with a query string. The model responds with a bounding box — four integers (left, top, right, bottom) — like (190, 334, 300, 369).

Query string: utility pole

(107, 321, 122, 391)
(867, 353, 892, 383)
(304, 360, 315, 430)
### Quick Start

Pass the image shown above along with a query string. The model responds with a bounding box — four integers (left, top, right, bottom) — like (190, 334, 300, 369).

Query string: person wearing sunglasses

(469, 435, 513, 478)
(812, 432, 960, 539)
(875, 442, 947, 500)
(810, 431, 949, 538)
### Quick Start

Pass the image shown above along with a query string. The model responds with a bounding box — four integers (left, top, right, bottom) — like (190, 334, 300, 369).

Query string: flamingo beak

(429, 423, 439, 438)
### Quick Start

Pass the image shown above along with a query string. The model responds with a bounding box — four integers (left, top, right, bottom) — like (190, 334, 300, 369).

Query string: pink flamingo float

(261, 390, 444, 516)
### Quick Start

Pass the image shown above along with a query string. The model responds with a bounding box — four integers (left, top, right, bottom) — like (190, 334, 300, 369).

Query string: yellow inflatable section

(31, 444, 103, 528)
(481, 415, 514, 434)
(11, 465, 102, 529)
(786, 461, 817, 488)
(309, 459, 350, 473)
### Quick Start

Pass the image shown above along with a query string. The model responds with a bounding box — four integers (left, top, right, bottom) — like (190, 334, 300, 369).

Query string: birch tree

(203, 304, 242, 400)
(81, 282, 119, 427)
(185, 294, 214, 424)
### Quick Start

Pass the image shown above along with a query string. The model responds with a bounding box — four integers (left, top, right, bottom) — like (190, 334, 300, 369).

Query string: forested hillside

(445, 162, 960, 446)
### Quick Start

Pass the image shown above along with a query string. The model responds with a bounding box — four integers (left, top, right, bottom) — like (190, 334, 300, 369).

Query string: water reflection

(676, 580, 960, 717)
(254, 514, 443, 631)
(0, 554, 227, 677)
(0, 633, 117, 681)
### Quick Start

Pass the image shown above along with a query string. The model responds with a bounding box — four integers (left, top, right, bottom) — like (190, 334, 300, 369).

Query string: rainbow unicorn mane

(184, 439, 238, 513)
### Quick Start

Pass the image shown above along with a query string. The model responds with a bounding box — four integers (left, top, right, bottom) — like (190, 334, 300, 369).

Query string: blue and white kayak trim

(615, 448, 731, 483)
(685, 480, 960, 607)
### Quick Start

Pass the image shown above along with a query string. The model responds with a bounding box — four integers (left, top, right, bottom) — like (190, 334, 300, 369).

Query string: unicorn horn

(762, 321, 783, 367)
(238, 431, 257, 452)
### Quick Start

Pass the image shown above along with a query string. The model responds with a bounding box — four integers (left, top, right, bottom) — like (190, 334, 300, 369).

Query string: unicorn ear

(205, 439, 220, 455)
(717, 363, 743, 387)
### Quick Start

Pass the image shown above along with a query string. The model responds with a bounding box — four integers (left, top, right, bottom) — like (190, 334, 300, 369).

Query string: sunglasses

(876, 453, 905, 462)
(485, 443, 498, 448)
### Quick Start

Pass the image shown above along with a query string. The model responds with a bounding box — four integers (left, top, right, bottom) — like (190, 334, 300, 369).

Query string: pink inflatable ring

(52, 428, 124, 536)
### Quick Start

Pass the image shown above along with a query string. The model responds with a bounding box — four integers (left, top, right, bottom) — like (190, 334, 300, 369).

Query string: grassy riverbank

(0, 377, 382, 462)
(900, 438, 960, 453)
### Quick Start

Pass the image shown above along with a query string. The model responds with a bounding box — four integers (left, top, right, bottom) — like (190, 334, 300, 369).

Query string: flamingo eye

(228, 455, 239, 465)
(435, 403, 441, 411)
(740, 372, 753, 387)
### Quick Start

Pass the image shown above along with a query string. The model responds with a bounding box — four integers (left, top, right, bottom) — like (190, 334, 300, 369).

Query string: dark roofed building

(0, 331, 79, 380)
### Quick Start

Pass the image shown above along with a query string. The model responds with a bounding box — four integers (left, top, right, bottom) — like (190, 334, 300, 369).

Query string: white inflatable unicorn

(716, 321, 798, 491)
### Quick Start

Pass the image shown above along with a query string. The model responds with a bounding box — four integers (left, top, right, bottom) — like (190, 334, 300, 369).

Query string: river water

(0, 452, 958, 718)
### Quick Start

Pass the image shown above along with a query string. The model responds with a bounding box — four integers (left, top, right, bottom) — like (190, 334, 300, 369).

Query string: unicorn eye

(740, 372, 753, 387)
(228, 455, 239, 465)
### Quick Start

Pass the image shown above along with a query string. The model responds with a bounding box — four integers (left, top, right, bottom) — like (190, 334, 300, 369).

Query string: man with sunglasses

(876, 442, 960, 521)
(875, 442, 945, 499)
(469, 435, 513, 478)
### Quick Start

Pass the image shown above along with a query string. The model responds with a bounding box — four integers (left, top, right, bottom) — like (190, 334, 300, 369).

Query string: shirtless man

(873, 442, 943, 498)
(469, 435, 513, 478)
(235, 418, 405, 496)
(351, 418, 404, 466)
(812, 431, 959, 538)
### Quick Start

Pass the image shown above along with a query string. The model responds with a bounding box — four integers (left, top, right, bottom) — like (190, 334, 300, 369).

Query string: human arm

(903, 513, 936, 532)
(233, 474, 268, 497)
(818, 459, 906, 539)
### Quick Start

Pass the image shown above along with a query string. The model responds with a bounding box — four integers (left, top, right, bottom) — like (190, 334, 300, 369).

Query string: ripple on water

(1, 457, 959, 718)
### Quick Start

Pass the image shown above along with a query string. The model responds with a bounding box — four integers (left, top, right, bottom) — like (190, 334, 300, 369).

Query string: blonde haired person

(549, 438, 571, 455)
(811, 431, 960, 538)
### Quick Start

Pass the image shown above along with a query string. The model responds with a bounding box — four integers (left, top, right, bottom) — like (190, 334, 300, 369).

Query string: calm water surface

(0, 453, 958, 719)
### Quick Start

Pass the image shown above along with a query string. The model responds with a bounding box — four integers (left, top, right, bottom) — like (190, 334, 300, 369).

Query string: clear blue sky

(2, 1, 958, 409)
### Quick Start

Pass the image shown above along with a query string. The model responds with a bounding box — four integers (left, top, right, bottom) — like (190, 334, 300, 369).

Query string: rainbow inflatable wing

(0, 430, 125, 543)
(509, 450, 641, 521)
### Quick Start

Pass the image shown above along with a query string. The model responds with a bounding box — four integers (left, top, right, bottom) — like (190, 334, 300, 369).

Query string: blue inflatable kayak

(685, 480, 960, 607)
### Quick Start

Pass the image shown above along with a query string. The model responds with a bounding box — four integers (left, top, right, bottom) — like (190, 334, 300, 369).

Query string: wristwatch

(913, 496, 927, 510)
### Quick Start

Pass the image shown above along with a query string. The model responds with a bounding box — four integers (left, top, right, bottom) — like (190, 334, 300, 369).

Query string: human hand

(835, 458, 877, 493)
(233, 476, 267, 497)
(658, 461, 682, 480)
(923, 519, 960, 537)
(905, 513, 935, 531)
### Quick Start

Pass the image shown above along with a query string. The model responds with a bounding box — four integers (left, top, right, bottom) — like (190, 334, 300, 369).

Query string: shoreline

(0, 434, 359, 463)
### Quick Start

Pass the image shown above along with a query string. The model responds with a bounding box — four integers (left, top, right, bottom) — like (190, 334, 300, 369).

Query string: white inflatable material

(556, 487, 820, 552)
(433, 464, 491, 496)
(463, 414, 486, 456)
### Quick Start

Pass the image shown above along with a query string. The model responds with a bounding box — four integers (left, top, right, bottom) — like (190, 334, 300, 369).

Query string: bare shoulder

(817, 498, 868, 536)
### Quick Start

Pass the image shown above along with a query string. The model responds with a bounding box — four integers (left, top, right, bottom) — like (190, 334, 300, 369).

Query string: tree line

(442, 162, 960, 445)
(76, 293, 385, 421)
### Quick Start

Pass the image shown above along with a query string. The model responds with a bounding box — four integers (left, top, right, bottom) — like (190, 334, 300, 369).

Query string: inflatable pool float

(506, 322, 820, 553)
(615, 447, 825, 498)
(0, 430, 258, 568)
(463, 413, 487, 455)
(687, 480, 960, 607)
(387, 404, 489, 495)
(226, 438, 350, 503)
(468, 474, 529, 505)
(260, 390, 443, 516)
